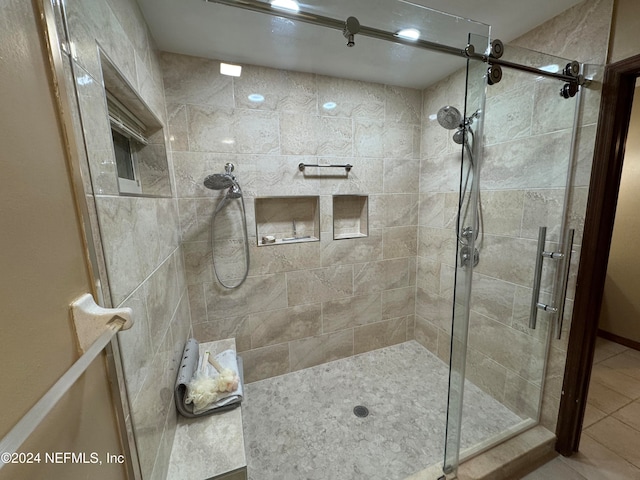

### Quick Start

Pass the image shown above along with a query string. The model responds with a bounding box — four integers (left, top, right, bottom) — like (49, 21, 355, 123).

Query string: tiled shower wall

(62, 0, 190, 478)
(415, 0, 613, 426)
(162, 52, 422, 382)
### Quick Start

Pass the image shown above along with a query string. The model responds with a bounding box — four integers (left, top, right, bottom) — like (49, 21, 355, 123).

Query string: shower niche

(333, 195, 368, 240)
(255, 196, 320, 245)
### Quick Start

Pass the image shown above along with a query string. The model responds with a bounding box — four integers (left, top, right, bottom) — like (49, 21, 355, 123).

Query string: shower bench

(167, 338, 247, 480)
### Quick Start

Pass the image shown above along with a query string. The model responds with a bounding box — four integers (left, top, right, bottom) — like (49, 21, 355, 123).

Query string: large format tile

(593, 337, 629, 364)
(612, 399, 640, 433)
(522, 457, 588, 480)
(584, 416, 640, 468)
(590, 363, 640, 399)
(586, 378, 633, 414)
(600, 350, 640, 381)
(286, 265, 353, 306)
(559, 434, 640, 480)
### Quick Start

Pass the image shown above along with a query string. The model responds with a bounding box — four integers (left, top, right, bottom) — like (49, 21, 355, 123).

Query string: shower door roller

(487, 65, 502, 85)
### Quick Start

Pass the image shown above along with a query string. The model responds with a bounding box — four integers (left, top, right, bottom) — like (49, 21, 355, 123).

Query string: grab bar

(0, 295, 132, 468)
(298, 162, 352, 173)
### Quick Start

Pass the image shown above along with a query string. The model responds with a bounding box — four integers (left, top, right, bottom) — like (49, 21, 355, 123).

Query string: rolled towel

(186, 349, 243, 413)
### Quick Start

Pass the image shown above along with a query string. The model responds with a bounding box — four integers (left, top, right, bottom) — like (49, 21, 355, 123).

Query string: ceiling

(136, 0, 584, 89)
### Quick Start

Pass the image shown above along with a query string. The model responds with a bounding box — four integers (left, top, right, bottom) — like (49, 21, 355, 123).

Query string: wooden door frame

(556, 53, 640, 455)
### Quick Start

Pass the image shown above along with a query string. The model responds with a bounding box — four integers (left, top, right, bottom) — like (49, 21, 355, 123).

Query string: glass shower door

(443, 43, 582, 474)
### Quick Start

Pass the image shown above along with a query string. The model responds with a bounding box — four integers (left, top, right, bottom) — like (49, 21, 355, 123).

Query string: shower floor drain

(353, 405, 369, 418)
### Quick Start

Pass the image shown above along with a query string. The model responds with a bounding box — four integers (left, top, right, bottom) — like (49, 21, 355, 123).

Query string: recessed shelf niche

(333, 195, 368, 240)
(255, 196, 320, 246)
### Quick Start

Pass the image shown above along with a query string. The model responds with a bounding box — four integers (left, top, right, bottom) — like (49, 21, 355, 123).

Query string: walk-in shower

(47, 0, 602, 476)
(204, 163, 250, 289)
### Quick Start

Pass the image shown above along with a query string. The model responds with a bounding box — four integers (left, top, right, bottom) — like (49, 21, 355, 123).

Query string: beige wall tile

(484, 86, 534, 146)
(354, 117, 384, 157)
(383, 158, 420, 193)
(188, 105, 280, 154)
(482, 190, 526, 237)
(286, 265, 353, 306)
(161, 52, 233, 107)
(414, 316, 439, 354)
(187, 284, 207, 326)
(234, 65, 317, 113)
(289, 330, 354, 371)
(465, 348, 507, 403)
(385, 85, 422, 124)
(316, 75, 385, 119)
(468, 312, 546, 383)
(250, 304, 322, 349)
(321, 230, 383, 267)
(353, 258, 411, 295)
(193, 314, 253, 353)
(206, 274, 287, 319)
(470, 273, 517, 326)
(242, 343, 290, 383)
(382, 286, 415, 320)
(503, 371, 541, 419)
(383, 226, 418, 259)
(322, 293, 382, 333)
(354, 317, 408, 354)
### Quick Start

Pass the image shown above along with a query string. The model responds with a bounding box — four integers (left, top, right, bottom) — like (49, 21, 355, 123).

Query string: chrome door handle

(529, 226, 575, 339)
(554, 228, 575, 339)
(529, 227, 547, 329)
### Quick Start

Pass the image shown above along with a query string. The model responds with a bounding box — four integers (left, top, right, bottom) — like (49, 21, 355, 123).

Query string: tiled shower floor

(242, 340, 522, 480)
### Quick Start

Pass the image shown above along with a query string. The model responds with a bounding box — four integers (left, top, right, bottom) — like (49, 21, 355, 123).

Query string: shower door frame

(556, 53, 640, 456)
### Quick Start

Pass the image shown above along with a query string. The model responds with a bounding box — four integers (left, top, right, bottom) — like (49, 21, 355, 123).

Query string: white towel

(192, 349, 243, 412)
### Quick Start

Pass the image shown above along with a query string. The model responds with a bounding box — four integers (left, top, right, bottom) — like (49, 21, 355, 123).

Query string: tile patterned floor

(242, 341, 522, 480)
(523, 337, 640, 479)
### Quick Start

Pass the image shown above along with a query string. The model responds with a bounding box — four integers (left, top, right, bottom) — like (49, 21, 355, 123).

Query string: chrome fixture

(529, 226, 575, 338)
(298, 162, 352, 173)
(204, 163, 250, 289)
(205, 0, 585, 90)
(436, 105, 484, 267)
(343, 16, 360, 47)
(204, 162, 236, 189)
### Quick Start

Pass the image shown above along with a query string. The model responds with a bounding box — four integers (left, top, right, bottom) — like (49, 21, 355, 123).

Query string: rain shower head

(204, 173, 235, 190)
(436, 105, 463, 130)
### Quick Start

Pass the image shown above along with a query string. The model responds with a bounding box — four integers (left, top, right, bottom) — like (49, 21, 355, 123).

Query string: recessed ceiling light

(322, 102, 337, 110)
(220, 62, 242, 77)
(395, 28, 421, 41)
(248, 93, 265, 102)
(270, 0, 299, 12)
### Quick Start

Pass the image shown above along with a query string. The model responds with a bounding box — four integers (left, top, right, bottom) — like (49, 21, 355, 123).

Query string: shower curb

(405, 426, 556, 480)
(456, 426, 556, 480)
